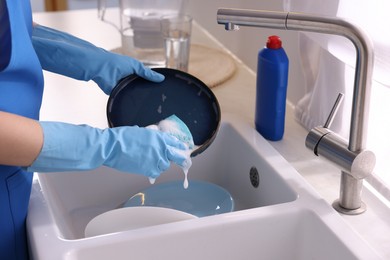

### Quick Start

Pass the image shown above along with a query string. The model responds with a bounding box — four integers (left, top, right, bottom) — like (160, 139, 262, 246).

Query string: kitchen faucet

(217, 8, 376, 215)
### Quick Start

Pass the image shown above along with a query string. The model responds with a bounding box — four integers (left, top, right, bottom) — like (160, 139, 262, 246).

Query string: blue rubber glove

(27, 122, 189, 179)
(31, 25, 164, 95)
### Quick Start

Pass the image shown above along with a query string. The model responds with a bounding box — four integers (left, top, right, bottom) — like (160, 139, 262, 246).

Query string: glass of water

(161, 14, 193, 72)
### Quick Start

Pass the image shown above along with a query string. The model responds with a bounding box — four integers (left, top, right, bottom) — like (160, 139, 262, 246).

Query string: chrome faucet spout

(217, 8, 375, 214)
(224, 22, 240, 31)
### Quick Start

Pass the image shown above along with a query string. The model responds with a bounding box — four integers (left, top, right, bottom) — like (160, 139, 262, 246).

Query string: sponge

(156, 115, 195, 149)
(146, 114, 194, 186)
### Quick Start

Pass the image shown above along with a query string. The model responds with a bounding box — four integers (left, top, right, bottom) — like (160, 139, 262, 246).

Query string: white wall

(187, 0, 305, 104)
(31, 0, 305, 104)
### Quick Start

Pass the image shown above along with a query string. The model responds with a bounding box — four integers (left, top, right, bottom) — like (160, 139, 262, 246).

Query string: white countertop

(33, 8, 390, 259)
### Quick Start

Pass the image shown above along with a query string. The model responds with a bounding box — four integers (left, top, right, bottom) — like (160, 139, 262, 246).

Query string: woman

(0, 0, 189, 259)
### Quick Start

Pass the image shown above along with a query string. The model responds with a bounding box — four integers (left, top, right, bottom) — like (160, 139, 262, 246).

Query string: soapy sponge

(146, 114, 194, 186)
(157, 115, 195, 149)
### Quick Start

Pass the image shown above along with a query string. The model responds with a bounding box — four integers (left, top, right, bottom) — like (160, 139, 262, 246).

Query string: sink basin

(31, 115, 298, 240)
(27, 114, 380, 259)
(67, 208, 374, 260)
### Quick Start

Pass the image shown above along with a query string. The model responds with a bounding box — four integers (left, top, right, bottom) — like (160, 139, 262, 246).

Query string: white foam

(157, 105, 162, 114)
(146, 115, 195, 188)
(176, 148, 193, 189)
(158, 118, 194, 149)
(149, 177, 156, 184)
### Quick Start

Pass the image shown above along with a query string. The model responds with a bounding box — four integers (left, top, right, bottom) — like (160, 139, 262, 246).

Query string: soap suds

(174, 147, 193, 189)
(157, 105, 162, 114)
(149, 177, 156, 184)
(158, 117, 194, 149)
(148, 145, 194, 189)
(183, 169, 189, 189)
(146, 115, 195, 189)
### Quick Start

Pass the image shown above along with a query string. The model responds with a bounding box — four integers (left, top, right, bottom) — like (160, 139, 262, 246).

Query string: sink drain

(249, 167, 260, 188)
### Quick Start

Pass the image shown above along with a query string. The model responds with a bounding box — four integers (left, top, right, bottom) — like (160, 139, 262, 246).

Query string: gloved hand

(31, 25, 164, 95)
(27, 122, 190, 179)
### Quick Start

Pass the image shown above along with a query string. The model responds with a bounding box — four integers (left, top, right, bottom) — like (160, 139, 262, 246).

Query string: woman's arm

(31, 24, 164, 95)
(0, 110, 191, 179)
(0, 111, 43, 166)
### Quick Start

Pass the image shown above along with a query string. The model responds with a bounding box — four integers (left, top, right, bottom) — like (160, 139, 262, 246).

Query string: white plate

(123, 180, 234, 217)
(84, 206, 197, 237)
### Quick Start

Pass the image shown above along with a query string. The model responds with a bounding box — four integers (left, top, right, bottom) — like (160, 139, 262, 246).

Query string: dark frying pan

(107, 68, 221, 156)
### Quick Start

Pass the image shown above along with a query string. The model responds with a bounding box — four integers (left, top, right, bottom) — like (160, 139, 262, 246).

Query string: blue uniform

(0, 0, 44, 259)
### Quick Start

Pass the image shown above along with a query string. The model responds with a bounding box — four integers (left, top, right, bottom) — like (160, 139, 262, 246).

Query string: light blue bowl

(123, 180, 234, 217)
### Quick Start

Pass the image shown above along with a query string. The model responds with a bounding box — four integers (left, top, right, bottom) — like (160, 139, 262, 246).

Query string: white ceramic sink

(64, 208, 373, 259)
(27, 114, 381, 259)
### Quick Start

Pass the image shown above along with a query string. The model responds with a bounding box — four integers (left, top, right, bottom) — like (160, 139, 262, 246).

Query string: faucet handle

(306, 91, 375, 180)
(324, 93, 344, 129)
(306, 92, 344, 154)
